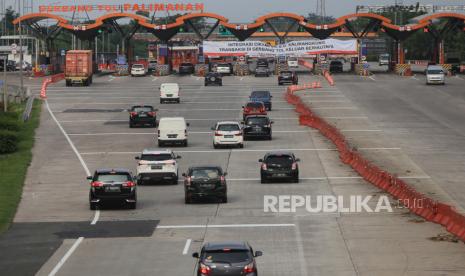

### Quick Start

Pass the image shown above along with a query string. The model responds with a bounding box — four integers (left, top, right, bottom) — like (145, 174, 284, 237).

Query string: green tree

(0, 7, 19, 35)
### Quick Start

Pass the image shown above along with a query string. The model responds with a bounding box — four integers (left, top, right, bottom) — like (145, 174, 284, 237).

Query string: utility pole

(3, 56, 7, 112)
(18, 0, 24, 91)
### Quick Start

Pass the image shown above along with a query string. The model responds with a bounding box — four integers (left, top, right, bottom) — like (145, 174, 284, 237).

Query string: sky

(5, 0, 465, 21)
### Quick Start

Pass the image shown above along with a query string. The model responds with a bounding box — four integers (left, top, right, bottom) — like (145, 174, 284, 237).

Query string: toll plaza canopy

(13, 11, 465, 41)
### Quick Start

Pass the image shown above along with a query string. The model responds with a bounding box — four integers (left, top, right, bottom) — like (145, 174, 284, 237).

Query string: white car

(135, 149, 181, 185)
(426, 65, 445, 85)
(158, 117, 189, 147)
(212, 121, 244, 149)
(131, 64, 146, 76)
(287, 57, 298, 68)
(160, 83, 180, 103)
(216, 63, 232, 75)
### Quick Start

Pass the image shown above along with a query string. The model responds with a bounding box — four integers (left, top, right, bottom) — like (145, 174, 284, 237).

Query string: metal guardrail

(22, 96, 35, 122)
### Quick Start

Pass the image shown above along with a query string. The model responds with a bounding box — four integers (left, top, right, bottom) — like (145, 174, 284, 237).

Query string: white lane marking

(411, 76, 419, 81)
(182, 239, 192, 255)
(369, 76, 376, 81)
(294, 220, 309, 276)
(68, 129, 380, 136)
(240, 77, 243, 81)
(226, 175, 431, 181)
(157, 224, 296, 229)
(152, 78, 158, 82)
(45, 100, 90, 176)
(79, 147, 401, 155)
(48, 237, 84, 276)
(90, 210, 100, 225)
(455, 75, 464, 80)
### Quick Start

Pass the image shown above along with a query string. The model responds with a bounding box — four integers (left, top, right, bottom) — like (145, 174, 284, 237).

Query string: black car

(255, 66, 270, 77)
(183, 166, 227, 203)
(446, 58, 460, 74)
(243, 115, 273, 140)
(205, 72, 223, 86)
(278, 70, 298, 85)
(88, 169, 137, 210)
(179, 62, 195, 74)
(192, 241, 262, 276)
(259, 152, 300, 183)
(129, 105, 157, 128)
(329, 60, 343, 73)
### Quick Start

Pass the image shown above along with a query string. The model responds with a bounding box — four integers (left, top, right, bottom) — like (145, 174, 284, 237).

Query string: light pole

(3, 56, 7, 112)
(18, 0, 24, 91)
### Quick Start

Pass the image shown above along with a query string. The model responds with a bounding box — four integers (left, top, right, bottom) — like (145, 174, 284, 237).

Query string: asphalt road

(2, 72, 465, 275)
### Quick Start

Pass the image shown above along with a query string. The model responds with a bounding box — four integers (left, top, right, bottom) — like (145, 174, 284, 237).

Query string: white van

(426, 65, 445, 85)
(287, 57, 298, 68)
(160, 83, 180, 104)
(157, 117, 189, 147)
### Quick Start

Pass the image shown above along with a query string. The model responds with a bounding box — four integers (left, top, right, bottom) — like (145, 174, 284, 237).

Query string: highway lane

(5, 73, 465, 275)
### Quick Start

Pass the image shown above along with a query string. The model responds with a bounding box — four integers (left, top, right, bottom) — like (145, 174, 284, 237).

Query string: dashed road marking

(48, 237, 84, 276)
(182, 239, 192, 255)
(157, 224, 296, 229)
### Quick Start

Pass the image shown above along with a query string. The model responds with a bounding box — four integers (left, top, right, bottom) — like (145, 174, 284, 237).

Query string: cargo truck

(65, 50, 93, 86)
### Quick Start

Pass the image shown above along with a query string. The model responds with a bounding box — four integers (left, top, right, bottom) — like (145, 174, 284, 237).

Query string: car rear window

(217, 124, 240, 131)
(246, 117, 268, 125)
(191, 168, 220, 179)
(331, 61, 342, 65)
(181, 63, 193, 66)
(132, 64, 144, 68)
(427, 70, 443, 74)
(251, 91, 269, 98)
(266, 155, 293, 165)
(141, 154, 172, 161)
(203, 250, 251, 263)
(246, 102, 263, 108)
(133, 106, 153, 112)
(281, 72, 292, 76)
(218, 63, 230, 67)
(96, 173, 131, 182)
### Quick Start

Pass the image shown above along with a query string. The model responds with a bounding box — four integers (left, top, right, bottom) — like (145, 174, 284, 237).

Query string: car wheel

(160, 99, 164, 104)
(128, 202, 137, 209)
(221, 195, 228, 203)
(129, 123, 134, 128)
(158, 141, 164, 147)
(185, 194, 192, 204)
(213, 143, 219, 149)
(239, 143, 244, 149)
(219, 83, 223, 86)
(293, 175, 299, 183)
(137, 179, 144, 186)
(177, 99, 181, 103)
(278, 82, 282, 86)
(184, 140, 188, 147)
(261, 176, 268, 184)
(172, 176, 178, 185)
(268, 135, 272, 140)
(90, 202, 97, 210)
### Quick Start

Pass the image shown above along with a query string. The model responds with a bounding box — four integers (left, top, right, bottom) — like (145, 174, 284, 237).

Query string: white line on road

(182, 239, 192, 255)
(48, 237, 84, 276)
(369, 76, 376, 81)
(157, 224, 296, 229)
(90, 210, 100, 225)
(45, 100, 90, 176)
(411, 76, 419, 81)
(225, 175, 430, 181)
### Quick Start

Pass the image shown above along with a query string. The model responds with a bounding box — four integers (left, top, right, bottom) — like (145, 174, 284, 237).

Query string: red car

(242, 102, 267, 120)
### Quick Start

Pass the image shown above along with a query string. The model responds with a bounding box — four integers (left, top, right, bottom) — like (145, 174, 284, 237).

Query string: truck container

(65, 50, 93, 86)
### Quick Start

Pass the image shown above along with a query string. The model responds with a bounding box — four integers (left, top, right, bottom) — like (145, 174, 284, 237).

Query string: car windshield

(203, 250, 251, 264)
(247, 117, 268, 125)
(251, 91, 269, 98)
(266, 155, 294, 165)
(181, 63, 192, 66)
(281, 72, 292, 76)
(191, 169, 220, 179)
(217, 124, 240, 131)
(133, 107, 152, 112)
(96, 173, 131, 182)
(246, 102, 263, 108)
(140, 154, 172, 161)
(331, 61, 342, 65)
(427, 70, 443, 74)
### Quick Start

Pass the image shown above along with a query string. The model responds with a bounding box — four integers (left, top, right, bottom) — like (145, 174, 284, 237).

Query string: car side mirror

(192, 252, 199, 258)
(295, 158, 301, 162)
(135, 156, 140, 160)
(242, 106, 245, 108)
(254, 251, 263, 257)
(186, 123, 190, 127)
(223, 172, 228, 176)
(182, 173, 187, 177)
(86, 176, 93, 180)
(258, 159, 263, 162)
(176, 155, 182, 159)
(271, 121, 274, 124)
(211, 127, 215, 131)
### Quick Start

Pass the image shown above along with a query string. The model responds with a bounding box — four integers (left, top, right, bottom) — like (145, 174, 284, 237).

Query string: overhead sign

(203, 39, 357, 57)
(39, 3, 205, 13)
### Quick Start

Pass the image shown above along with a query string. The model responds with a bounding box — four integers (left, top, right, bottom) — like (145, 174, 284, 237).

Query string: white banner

(203, 39, 357, 57)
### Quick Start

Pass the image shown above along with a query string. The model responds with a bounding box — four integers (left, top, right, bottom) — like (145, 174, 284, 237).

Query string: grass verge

(0, 99, 42, 233)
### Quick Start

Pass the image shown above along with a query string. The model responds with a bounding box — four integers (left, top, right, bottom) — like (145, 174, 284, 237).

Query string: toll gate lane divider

(40, 73, 65, 99)
(285, 83, 465, 242)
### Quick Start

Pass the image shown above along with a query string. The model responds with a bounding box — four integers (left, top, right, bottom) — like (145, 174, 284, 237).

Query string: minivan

(157, 117, 189, 147)
(426, 65, 445, 85)
(160, 83, 180, 103)
(287, 56, 298, 68)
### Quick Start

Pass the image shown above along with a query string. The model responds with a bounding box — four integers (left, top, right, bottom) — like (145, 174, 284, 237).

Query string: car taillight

(235, 131, 242, 136)
(243, 262, 255, 273)
(147, 111, 156, 117)
(215, 131, 222, 136)
(186, 176, 192, 186)
(123, 181, 136, 187)
(261, 163, 267, 170)
(91, 181, 103, 187)
(130, 112, 137, 117)
(199, 263, 211, 275)
(292, 162, 297, 170)
(260, 107, 265, 113)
